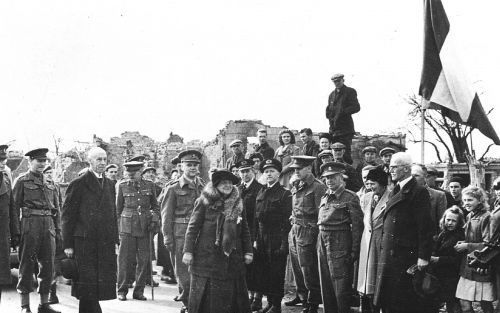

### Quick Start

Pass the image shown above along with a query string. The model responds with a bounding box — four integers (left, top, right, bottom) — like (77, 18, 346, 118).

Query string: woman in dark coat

(61, 147, 119, 313)
(0, 147, 19, 299)
(254, 159, 292, 313)
(183, 169, 253, 313)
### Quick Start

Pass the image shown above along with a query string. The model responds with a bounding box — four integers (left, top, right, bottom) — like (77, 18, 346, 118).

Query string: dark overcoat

(62, 170, 118, 301)
(325, 85, 360, 136)
(184, 183, 253, 313)
(253, 182, 292, 296)
(374, 177, 433, 311)
(0, 174, 18, 284)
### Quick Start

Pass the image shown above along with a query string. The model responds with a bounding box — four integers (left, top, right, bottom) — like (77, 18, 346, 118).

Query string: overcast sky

(1, 0, 499, 162)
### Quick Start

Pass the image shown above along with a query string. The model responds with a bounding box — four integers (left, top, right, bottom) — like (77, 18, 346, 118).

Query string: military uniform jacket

(291, 174, 327, 222)
(12, 171, 61, 233)
(238, 178, 262, 241)
(116, 179, 159, 237)
(255, 182, 292, 256)
(318, 185, 363, 255)
(161, 175, 204, 247)
(325, 85, 360, 136)
(225, 153, 245, 170)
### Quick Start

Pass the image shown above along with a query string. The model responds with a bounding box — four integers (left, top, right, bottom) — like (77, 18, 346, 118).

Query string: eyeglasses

(388, 164, 408, 170)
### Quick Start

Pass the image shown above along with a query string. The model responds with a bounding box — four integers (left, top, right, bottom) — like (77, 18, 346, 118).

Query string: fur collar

(200, 182, 243, 222)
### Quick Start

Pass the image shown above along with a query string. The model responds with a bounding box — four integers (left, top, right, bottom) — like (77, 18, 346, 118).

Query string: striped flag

(419, 0, 500, 145)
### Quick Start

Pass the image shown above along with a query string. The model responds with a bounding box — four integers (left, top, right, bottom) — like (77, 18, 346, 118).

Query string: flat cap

(449, 176, 465, 186)
(123, 161, 144, 172)
(318, 150, 333, 159)
(235, 159, 254, 170)
(0, 144, 8, 160)
(248, 152, 263, 161)
(362, 146, 377, 154)
(320, 161, 346, 177)
(142, 166, 156, 175)
(289, 155, 316, 169)
(379, 147, 396, 157)
(105, 164, 118, 171)
(260, 158, 282, 173)
(128, 155, 146, 162)
(331, 73, 344, 81)
(229, 139, 243, 148)
(178, 150, 202, 163)
(43, 165, 52, 173)
(25, 148, 49, 160)
(331, 142, 346, 150)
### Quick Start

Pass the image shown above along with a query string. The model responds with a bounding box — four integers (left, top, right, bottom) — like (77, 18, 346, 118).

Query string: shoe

(48, 293, 59, 305)
(37, 304, 61, 313)
(180, 306, 187, 313)
(21, 306, 32, 313)
(250, 297, 262, 311)
(350, 293, 360, 307)
(118, 294, 127, 301)
(173, 295, 182, 302)
(133, 293, 147, 301)
(162, 275, 177, 284)
(284, 297, 303, 307)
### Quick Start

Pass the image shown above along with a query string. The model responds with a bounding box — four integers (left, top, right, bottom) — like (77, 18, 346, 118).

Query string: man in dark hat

(116, 161, 160, 301)
(286, 156, 327, 313)
(161, 149, 205, 313)
(255, 128, 275, 160)
(326, 73, 360, 165)
(0, 144, 19, 302)
(62, 147, 119, 313)
(299, 128, 320, 158)
(356, 146, 379, 176)
(317, 162, 363, 313)
(236, 159, 263, 310)
(226, 139, 245, 170)
(13, 148, 61, 313)
(331, 142, 363, 192)
(379, 147, 396, 172)
(104, 164, 118, 185)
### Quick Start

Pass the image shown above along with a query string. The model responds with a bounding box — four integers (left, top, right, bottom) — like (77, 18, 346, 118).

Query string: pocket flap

(24, 182, 38, 190)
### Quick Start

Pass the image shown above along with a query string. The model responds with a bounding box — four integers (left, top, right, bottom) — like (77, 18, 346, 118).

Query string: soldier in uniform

(317, 162, 364, 313)
(286, 156, 327, 313)
(161, 150, 205, 313)
(331, 142, 363, 192)
(226, 139, 245, 170)
(13, 148, 61, 313)
(0, 144, 19, 303)
(116, 161, 160, 301)
(236, 159, 263, 311)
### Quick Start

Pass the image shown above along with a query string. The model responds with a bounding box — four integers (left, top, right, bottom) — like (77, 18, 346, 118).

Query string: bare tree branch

(479, 144, 494, 161)
(409, 139, 443, 162)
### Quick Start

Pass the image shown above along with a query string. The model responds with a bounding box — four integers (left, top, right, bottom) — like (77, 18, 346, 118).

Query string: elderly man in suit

(411, 164, 447, 235)
(62, 147, 119, 313)
(374, 153, 433, 313)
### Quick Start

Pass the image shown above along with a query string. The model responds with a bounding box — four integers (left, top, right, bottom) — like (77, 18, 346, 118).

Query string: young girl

(430, 206, 465, 313)
(454, 186, 496, 313)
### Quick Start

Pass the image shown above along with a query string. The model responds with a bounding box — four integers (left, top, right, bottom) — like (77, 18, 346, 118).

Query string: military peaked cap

(260, 159, 282, 173)
(178, 150, 202, 163)
(289, 156, 316, 169)
(320, 161, 346, 178)
(25, 148, 49, 160)
(235, 159, 254, 170)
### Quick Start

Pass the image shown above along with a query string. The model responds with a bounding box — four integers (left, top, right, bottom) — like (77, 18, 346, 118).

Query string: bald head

(88, 147, 107, 174)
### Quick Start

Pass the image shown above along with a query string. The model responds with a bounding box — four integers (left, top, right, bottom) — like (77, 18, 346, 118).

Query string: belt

(291, 216, 317, 226)
(319, 225, 350, 232)
(173, 217, 191, 224)
(28, 209, 53, 216)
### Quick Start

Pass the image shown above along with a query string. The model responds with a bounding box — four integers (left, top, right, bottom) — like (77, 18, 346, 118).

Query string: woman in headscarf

(183, 169, 253, 313)
(357, 166, 390, 313)
(274, 129, 300, 189)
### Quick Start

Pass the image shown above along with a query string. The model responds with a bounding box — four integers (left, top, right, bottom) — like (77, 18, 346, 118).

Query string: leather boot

(37, 304, 61, 313)
(48, 283, 59, 305)
(250, 296, 263, 311)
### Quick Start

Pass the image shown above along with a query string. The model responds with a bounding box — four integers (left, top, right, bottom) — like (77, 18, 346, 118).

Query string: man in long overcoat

(325, 73, 360, 164)
(62, 147, 119, 313)
(374, 153, 433, 313)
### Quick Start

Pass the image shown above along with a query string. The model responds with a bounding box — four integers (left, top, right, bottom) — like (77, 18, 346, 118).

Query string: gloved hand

(244, 253, 253, 264)
(10, 234, 20, 249)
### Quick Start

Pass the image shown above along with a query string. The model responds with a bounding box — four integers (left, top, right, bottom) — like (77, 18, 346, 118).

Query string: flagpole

(421, 105, 426, 164)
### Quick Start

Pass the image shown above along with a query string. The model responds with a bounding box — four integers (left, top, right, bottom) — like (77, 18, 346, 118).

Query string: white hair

(391, 152, 412, 166)
(88, 147, 107, 160)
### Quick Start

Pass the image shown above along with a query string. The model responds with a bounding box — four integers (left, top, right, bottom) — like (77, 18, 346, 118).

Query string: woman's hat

(211, 169, 240, 186)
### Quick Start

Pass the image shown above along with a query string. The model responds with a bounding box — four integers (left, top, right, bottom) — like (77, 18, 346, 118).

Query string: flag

(419, 0, 500, 145)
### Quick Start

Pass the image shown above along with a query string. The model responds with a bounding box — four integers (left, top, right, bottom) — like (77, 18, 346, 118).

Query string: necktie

(392, 184, 401, 195)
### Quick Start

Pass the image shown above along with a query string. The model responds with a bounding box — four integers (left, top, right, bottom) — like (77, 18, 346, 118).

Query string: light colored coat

(357, 188, 390, 295)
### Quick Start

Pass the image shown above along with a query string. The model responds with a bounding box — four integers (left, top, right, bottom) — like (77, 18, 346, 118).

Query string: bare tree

(53, 135, 62, 156)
